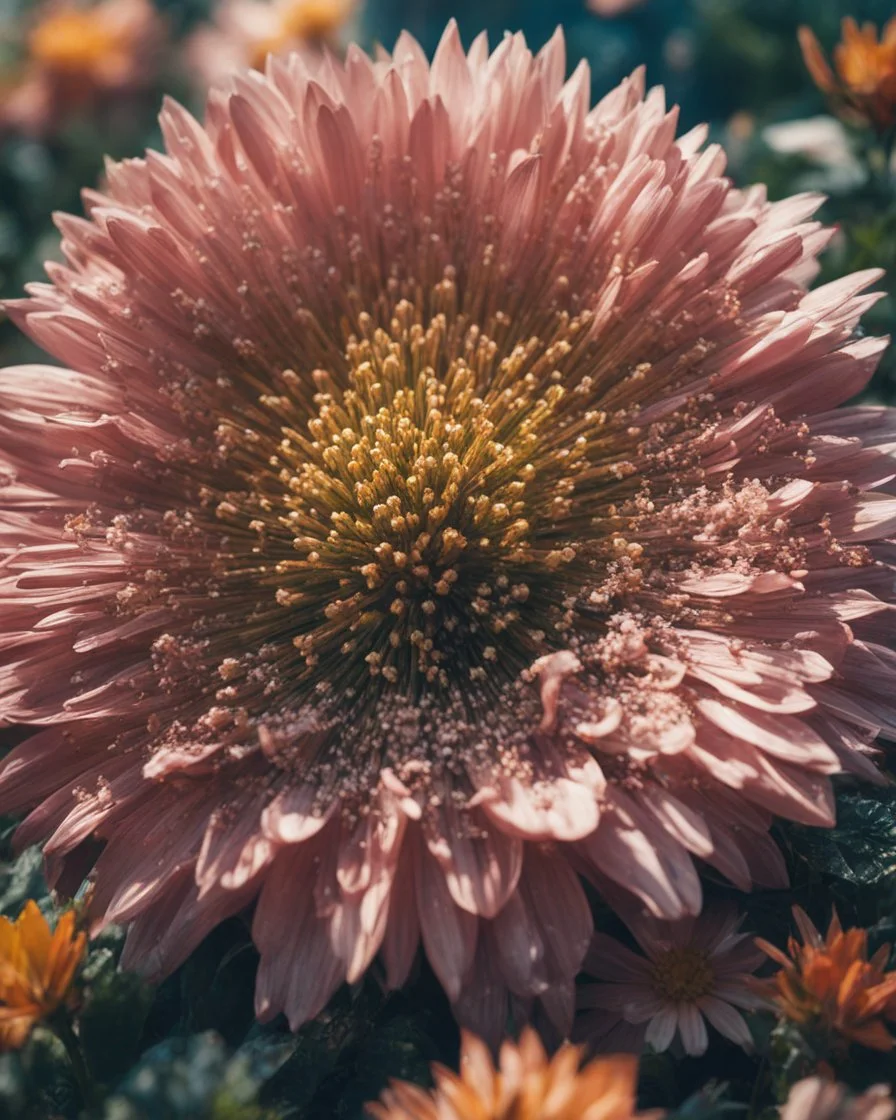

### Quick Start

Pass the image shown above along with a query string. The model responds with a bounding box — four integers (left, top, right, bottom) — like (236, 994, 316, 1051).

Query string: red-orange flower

(799, 18, 896, 131)
(756, 907, 896, 1052)
(0, 901, 86, 1050)
(366, 1028, 661, 1120)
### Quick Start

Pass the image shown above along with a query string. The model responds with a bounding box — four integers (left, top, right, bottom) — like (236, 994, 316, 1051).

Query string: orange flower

(366, 1028, 662, 1120)
(799, 18, 896, 132)
(0, 901, 86, 1051)
(756, 907, 896, 1053)
(0, 0, 165, 136)
(186, 0, 357, 91)
(274, 0, 354, 43)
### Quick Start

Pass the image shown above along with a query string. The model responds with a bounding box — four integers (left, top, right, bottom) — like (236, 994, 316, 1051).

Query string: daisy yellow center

(650, 947, 715, 1003)
(29, 9, 120, 73)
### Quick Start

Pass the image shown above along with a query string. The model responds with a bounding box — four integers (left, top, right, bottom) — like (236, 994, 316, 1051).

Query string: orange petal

(15, 903, 52, 985)
(844, 1019, 895, 1051)
(798, 27, 837, 92)
(754, 937, 792, 968)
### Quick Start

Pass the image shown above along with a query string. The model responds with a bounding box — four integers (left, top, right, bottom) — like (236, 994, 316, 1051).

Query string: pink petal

(644, 1007, 677, 1052)
(697, 996, 753, 1048)
(677, 1003, 709, 1056)
(414, 834, 477, 1002)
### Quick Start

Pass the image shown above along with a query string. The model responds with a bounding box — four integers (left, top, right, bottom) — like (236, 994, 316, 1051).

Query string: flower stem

(747, 1052, 768, 1120)
(53, 1012, 94, 1109)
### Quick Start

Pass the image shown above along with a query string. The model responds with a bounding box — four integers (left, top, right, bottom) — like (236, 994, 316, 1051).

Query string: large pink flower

(1, 23, 895, 1041)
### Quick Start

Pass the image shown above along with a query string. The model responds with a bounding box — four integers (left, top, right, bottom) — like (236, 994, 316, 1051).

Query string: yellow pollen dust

(649, 947, 715, 1004)
(259, 296, 595, 696)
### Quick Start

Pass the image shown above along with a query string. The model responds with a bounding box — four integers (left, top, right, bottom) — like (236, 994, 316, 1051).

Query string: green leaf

(0, 1054, 30, 1120)
(0, 846, 50, 919)
(785, 788, 896, 888)
(79, 953, 155, 1088)
(0, 1028, 81, 1120)
(177, 921, 258, 1047)
(767, 1021, 819, 1102)
(102, 1031, 275, 1120)
(667, 1082, 745, 1119)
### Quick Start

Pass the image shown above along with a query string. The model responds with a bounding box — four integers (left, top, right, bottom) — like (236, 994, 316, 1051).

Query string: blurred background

(2, 0, 896, 387)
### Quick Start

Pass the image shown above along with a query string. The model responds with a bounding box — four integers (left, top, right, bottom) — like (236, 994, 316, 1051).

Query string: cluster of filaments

(214, 282, 641, 708)
(649, 946, 716, 1003)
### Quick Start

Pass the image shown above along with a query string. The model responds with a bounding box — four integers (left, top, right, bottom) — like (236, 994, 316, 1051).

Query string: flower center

(650, 947, 715, 1003)
(255, 300, 598, 700)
